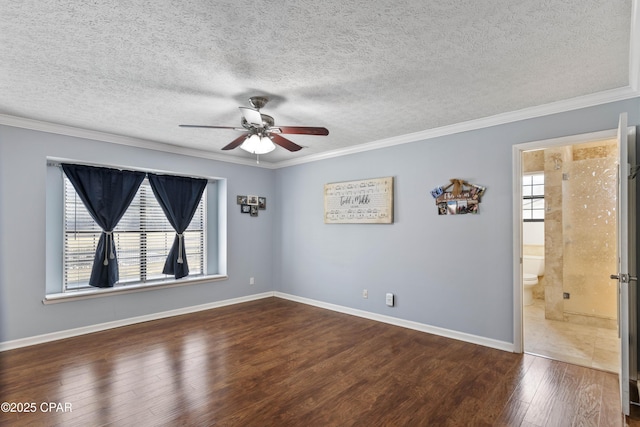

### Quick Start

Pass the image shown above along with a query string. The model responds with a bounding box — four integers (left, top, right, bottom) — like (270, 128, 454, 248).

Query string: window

(522, 173, 544, 222)
(63, 176, 205, 291)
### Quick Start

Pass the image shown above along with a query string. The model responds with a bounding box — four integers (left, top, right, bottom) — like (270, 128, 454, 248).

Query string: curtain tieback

(177, 233, 184, 264)
(103, 231, 115, 266)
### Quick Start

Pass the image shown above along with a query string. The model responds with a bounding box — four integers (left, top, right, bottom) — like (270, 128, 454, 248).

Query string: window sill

(42, 274, 228, 304)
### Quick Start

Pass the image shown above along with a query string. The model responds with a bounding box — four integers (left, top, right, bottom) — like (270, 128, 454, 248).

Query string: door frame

(512, 128, 621, 353)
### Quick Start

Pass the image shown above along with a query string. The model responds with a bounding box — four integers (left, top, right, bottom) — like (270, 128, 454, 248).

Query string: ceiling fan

(179, 96, 329, 157)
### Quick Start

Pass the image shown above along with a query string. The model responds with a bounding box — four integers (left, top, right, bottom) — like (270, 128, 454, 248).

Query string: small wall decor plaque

(431, 179, 485, 215)
(324, 176, 394, 224)
(237, 194, 266, 217)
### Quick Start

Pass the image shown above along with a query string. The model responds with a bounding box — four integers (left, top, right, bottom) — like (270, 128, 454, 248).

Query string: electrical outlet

(362, 289, 368, 299)
(250, 277, 255, 285)
(386, 293, 394, 307)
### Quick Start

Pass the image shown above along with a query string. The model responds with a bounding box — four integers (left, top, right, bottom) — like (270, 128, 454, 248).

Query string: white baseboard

(275, 292, 515, 353)
(0, 292, 275, 351)
(1, 291, 514, 353)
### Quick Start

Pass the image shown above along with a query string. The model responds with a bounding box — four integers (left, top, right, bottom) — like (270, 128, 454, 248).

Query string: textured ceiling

(0, 0, 635, 165)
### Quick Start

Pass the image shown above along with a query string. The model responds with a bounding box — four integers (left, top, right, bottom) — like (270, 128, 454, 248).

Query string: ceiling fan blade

(276, 126, 329, 136)
(221, 134, 248, 150)
(179, 124, 245, 131)
(239, 107, 264, 127)
(271, 134, 303, 152)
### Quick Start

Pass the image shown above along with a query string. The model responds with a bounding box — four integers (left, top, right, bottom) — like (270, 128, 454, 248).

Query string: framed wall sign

(324, 176, 394, 224)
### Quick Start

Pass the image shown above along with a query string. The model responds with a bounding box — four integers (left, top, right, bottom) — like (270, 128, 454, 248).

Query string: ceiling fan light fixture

(240, 135, 275, 154)
(253, 136, 276, 154)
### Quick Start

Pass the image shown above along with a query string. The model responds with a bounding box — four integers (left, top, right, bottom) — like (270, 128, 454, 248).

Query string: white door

(614, 112, 631, 416)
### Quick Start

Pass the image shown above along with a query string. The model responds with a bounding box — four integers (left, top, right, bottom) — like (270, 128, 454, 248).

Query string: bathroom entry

(515, 115, 636, 415)
(520, 137, 620, 372)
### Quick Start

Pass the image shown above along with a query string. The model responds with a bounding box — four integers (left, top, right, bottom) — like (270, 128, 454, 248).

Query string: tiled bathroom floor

(524, 300, 619, 373)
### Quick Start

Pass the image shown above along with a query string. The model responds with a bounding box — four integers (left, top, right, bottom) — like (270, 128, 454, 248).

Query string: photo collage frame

(431, 179, 485, 216)
(237, 194, 266, 217)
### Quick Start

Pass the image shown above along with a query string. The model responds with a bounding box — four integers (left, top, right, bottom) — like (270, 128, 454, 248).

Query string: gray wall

(636, 125, 640, 373)
(1, 98, 639, 345)
(0, 126, 275, 342)
(274, 98, 640, 344)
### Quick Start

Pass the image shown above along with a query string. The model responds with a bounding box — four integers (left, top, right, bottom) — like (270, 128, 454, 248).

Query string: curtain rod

(46, 159, 220, 182)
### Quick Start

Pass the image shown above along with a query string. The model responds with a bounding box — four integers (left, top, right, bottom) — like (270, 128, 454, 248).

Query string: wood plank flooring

(0, 297, 631, 426)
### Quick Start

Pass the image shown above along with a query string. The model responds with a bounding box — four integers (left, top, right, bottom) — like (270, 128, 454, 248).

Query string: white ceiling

(1, 1, 638, 166)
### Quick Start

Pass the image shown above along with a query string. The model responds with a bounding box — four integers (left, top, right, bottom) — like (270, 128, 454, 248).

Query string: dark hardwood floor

(0, 297, 631, 426)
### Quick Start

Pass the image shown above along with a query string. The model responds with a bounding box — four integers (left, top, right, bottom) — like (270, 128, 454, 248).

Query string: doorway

(514, 131, 621, 372)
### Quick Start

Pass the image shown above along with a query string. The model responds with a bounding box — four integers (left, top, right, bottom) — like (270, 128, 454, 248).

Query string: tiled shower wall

(562, 140, 618, 329)
(523, 139, 618, 329)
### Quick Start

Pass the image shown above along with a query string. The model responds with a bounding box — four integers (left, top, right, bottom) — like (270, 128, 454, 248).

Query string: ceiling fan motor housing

(249, 96, 269, 110)
(241, 114, 274, 129)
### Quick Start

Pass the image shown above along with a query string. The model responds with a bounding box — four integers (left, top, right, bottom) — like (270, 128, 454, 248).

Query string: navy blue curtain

(62, 164, 145, 288)
(148, 174, 207, 279)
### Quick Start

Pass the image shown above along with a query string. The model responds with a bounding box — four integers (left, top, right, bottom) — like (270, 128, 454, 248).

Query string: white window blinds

(64, 176, 205, 291)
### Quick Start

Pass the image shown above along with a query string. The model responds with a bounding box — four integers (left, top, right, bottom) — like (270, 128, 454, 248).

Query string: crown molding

(272, 86, 640, 168)
(2, 85, 638, 171)
(0, 114, 277, 169)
